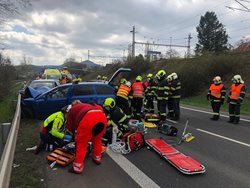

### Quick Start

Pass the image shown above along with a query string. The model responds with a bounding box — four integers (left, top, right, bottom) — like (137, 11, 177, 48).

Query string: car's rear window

(72, 85, 93, 96)
(95, 85, 115, 95)
(30, 81, 55, 89)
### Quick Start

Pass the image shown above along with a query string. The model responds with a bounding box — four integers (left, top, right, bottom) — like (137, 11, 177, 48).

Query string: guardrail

(0, 94, 21, 188)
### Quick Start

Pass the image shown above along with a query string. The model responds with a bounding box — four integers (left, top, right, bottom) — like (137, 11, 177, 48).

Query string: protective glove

(236, 99, 242, 104)
(226, 97, 230, 103)
(64, 134, 72, 142)
(220, 100, 224, 105)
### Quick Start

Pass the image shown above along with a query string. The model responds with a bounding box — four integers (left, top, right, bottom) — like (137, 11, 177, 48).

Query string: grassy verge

(0, 82, 23, 123)
(10, 119, 46, 188)
(181, 95, 250, 116)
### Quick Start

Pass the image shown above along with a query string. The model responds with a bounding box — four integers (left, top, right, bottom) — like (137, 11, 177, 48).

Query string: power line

(143, 0, 231, 38)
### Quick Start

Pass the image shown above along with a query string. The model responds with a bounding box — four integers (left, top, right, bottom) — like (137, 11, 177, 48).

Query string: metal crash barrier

(0, 94, 21, 188)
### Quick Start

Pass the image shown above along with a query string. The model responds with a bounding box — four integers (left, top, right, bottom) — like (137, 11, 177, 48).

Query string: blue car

(20, 79, 59, 99)
(21, 68, 131, 119)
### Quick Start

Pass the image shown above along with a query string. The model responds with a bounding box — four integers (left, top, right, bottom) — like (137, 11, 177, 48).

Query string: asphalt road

(44, 105, 250, 188)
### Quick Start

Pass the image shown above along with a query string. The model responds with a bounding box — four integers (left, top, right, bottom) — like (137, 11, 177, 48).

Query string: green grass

(181, 95, 250, 116)
(0, 82, 23, 123)
(10, 119, 45, 188)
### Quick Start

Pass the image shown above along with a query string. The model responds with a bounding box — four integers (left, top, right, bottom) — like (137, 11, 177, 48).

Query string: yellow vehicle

(42, 69, 62, 80)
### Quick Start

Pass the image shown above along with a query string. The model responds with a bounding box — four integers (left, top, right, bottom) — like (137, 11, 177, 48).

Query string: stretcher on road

(146, 138, 206, 175)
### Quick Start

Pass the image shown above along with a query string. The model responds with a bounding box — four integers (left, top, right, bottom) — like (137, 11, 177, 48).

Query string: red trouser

(73, 110, 107, 172)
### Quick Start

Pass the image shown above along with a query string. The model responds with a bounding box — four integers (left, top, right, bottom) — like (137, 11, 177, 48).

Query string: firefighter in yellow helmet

(116, 80, 132, 118)
(102, 76, 108, 81)
(155, 70, 169, 122)
(97, 75, 101, 80)
(144, 73, 157, 113)
(102, 98, 129, 144)
(227, 75, 246, 124)
(72, 75, 82, 84)
(131, 75, 146, 120)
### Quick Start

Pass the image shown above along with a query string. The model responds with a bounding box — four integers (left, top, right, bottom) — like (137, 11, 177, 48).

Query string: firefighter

(35, 106, 72, 154)
(102, 76, 108, 81)
(103, 98, 129, 144)
(97, 75, 101, 80)
(116, 80, 132, 118)
(227, 75, 246, 124)
(166, 74, 174, 118)
(155, 70, 169, 122)
(169, 72, 181, 120)
(115, 78, 127, 91)
(59, 74, 67, 84)
(66, 102, 107, 174)
(144, 73, 157, 113)
(207, 76, 226, 121)
(131, 75, 146, 120)
(72, 75, 82, 84)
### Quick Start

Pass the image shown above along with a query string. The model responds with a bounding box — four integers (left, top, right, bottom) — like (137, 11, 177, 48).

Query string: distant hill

(80, 60, 102, 69)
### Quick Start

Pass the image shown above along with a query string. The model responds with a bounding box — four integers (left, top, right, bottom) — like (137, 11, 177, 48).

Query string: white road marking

(107, 150, 160, 188)
(196, 128, 250, 148)
(181, 106, 250, 123)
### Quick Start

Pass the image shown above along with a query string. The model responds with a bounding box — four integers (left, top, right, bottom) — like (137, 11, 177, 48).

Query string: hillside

(87, 53, 250, 99)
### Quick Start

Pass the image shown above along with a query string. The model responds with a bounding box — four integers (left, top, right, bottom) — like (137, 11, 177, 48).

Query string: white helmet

(125, 81, 131, 87)
(171, 72, 178, 80)
(213, 76, 222, 84)
(166, 74, 172, 82)
(233, 75, 244, 84)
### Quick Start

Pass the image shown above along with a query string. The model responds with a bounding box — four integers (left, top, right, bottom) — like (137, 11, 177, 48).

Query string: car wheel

(21, 107, 34, 119)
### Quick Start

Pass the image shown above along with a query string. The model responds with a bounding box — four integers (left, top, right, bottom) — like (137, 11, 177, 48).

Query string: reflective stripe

(117, 84, 131, 97)
(132, 82, 144, 98)
(87, 109, 103, 114)
(118, 115, 127, 123)
(117, 94, 129, 100)
(72, 162, 84, 173)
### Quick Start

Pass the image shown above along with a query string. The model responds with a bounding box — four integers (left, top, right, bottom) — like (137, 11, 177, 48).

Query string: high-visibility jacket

(208, 83, 226, 103)
(169, 79, 181, 99)
(42, 111, 65, 139)
(117, 84, 131, 100)
(131, 82, 144, 98)
(155, 78, 169, 100)
(60, 78, 67, 84)
(66, 103, 103, 133)
(229, 83, 245, 100)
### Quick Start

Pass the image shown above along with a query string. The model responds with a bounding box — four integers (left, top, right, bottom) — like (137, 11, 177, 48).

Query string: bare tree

(0, 0, 31, 24)
(0, 0, 31, 48)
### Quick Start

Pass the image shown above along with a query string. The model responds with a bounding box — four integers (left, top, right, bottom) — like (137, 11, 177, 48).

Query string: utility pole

(130, 26, 136, 58)
(87, 50, 90, 60)
(187, 33, 192, 58)
(170, 37, 172, 59)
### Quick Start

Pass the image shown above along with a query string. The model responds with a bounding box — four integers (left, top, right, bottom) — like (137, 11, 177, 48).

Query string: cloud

(0, 0, 249, 65)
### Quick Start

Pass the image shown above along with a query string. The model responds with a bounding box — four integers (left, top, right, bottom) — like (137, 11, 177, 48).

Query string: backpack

(158, 123, 178, 136)
(122, 132, 145, 152)
(127, 119, 146, 133)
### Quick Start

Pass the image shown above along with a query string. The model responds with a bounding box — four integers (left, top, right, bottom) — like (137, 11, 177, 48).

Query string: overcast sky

(0, 0, 250, 66)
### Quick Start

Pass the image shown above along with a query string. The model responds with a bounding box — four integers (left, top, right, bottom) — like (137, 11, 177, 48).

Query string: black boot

(210, 115, 219, 121)
(228, 116, 235, 123)
(233, 117, 240, 124)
